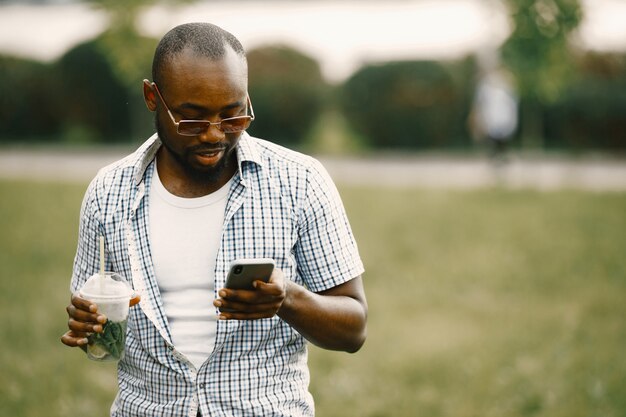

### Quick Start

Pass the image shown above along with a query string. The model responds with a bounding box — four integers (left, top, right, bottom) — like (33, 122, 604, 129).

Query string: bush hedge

(543, 53, 626, 150)
(0, 55, 61, 141)
(53, 30, 157, 143)
(246, 45, 328, 147)
(2, 42, 625, 153)
(339, 59, 475, 150)
(55, 39, 132, 143)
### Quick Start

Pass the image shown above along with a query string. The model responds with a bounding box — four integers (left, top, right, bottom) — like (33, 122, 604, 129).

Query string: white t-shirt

(148, 165, 232, 369)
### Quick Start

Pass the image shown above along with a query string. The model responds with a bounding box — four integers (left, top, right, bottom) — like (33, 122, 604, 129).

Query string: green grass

(1, 179, 625, 417)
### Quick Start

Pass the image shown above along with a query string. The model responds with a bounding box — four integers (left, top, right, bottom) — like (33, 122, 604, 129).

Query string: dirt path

(1, 148, 625, 191)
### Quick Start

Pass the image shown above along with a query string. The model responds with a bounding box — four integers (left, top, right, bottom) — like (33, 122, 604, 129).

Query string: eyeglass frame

(151, 82, 255, 135)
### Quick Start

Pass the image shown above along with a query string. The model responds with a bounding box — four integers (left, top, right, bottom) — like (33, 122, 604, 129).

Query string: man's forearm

(277, 279, 367, 353)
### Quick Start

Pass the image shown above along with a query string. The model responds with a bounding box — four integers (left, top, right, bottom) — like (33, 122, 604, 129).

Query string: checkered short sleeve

(294, 159, 364, 293)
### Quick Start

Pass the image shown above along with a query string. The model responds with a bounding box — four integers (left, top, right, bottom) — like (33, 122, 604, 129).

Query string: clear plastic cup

(79, 272, 133, 362)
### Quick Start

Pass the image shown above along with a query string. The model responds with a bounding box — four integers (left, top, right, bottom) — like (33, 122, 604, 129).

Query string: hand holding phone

(225, 258, 275, 290)
(217, 258, 285, 319)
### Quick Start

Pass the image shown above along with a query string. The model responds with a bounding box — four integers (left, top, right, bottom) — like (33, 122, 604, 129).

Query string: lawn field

(1, 179, 625, 417)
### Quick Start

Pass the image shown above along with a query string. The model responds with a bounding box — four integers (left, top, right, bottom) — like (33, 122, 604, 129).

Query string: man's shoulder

(88, 135, 158, 196)
(247, 136, 324, 176)
(244, 136, 341, 208)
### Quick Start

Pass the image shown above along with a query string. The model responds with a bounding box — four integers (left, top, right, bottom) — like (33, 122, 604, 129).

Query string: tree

(500, 0, 583, 148)
(246, 45, 328, 147)
(543, 52, 626, 150)
(56, 38, 139, 143)
(80, 0, 196, 140)
(0, 56, 60, 141)
(340, 60, 474, 150)
(82, 0, 194, 85)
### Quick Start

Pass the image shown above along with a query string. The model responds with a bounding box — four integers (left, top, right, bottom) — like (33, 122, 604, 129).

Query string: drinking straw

(100, 235, 105, 291)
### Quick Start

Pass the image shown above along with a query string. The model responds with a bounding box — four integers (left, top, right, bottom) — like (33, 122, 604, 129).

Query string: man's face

(152, 47, 249, 183)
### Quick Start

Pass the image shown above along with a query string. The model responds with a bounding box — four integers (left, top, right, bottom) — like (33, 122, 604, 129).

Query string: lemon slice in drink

(88, 343, 109, 359)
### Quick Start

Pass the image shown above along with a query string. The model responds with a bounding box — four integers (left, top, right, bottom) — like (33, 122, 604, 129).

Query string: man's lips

(196, 148, 225, 156)
(192, 144, 226, 154)
(193, 148, 226, 165)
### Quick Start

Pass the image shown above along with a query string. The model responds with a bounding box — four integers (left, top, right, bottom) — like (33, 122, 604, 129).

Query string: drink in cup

(79, 272, 134, 362)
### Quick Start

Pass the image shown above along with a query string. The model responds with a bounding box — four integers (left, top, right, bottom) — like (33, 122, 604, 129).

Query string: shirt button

(199, 383, 205, 389)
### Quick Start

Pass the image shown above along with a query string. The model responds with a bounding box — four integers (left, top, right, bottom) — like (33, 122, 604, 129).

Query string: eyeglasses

(152, 82, 255, 135)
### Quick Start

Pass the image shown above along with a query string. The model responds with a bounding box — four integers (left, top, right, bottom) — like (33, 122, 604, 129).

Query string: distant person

(61, 22, 367, 416)
(470, 54, 519, 163)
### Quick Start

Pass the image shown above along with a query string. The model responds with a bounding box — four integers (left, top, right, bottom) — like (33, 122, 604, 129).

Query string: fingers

(218, 307, 279, 321)
(67, 304, 106, 324)
(253, 279, 285, 295)
(217, 287, 283, 307)
(71, 293, 98, 313)
(267, 268, 286, 291)
(68, 317, 103, 334)
(215, 283, 285, 320)
(63, 294, 107, 348)
(60, 330, 89, 347)
(217, 299, 280, 314)
(223, 279, 284, 299)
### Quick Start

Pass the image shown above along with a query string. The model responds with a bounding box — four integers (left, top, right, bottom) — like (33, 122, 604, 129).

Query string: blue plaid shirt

(70, 133, 364, 417)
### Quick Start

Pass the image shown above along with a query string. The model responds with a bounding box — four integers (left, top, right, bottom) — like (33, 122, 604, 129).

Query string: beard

(155, 116, 237, 184)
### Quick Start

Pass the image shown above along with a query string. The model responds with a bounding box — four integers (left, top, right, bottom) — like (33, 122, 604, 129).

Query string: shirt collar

(132, 132, 264, 186)
(236, 132, 264, 174)
(133, 134, 161, 186)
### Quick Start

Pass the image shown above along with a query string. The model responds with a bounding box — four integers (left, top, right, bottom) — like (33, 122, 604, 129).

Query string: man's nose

(197, 122, 225, 143)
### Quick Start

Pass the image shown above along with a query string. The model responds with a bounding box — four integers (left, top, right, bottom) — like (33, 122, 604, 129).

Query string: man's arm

(214, 160, 368, 352)
(214, 270, 368, 353)
(279, 275, 367, 353)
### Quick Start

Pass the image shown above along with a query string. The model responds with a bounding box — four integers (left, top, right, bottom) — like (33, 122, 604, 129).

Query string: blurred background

(0, 1, 625, 416)
(0, 0, 625, 154)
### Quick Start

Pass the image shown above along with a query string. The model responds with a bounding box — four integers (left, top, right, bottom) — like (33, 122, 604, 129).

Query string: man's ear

(143, 79, 157, 111)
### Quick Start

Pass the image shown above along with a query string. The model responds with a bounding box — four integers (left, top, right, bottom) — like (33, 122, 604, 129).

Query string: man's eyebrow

(177, 101, 244, 113)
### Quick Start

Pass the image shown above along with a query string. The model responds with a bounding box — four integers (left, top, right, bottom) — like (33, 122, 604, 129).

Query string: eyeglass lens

(178, 118, 252, 134)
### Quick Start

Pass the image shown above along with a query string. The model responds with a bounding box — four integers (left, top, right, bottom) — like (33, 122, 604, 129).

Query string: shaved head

(152, 22, 247, 86)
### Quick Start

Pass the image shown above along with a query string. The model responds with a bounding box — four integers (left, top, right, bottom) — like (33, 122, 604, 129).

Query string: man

(469, 49, 518, 164)
(61, 22, 367, 416)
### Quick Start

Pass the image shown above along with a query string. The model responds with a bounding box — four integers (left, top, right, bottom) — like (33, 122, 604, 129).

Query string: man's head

(143, 23, 250, 188)
(151, 22, 247, 87)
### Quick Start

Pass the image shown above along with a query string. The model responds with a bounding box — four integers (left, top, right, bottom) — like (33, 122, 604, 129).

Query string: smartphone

(225, 258, 275, 290)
